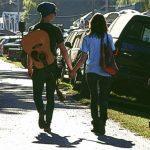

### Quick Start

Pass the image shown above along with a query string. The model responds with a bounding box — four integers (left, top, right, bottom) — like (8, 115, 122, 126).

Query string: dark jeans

(86, 73, 112, 123)
(32, 64, 57, 125)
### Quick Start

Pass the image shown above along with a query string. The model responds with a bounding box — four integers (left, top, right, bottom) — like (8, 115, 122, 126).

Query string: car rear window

(142, 25, 150, 43)
(125, 21, 150, 43)
(125, 22, 143, 40)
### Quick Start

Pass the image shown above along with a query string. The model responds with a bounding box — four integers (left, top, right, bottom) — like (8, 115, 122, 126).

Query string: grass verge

(68, 89, 150, 139)
(108, 109, 150, 139)
(0, 56, 23, 68)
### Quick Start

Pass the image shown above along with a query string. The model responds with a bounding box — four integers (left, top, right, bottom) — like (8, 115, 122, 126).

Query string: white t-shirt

(80, 33, 115, 77)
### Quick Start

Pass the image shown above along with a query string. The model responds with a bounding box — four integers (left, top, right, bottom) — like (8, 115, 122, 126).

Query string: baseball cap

(37, 2, 56, 17)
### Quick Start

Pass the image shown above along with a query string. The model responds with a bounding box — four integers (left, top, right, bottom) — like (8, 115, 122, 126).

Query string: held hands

(27, 69, 33, 78)
(69, 69, 77, 79)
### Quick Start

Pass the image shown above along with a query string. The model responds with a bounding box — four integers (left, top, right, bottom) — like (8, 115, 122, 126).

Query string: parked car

(6, 39, 22, 60)
(59, 14, 150, 102)
(142, 10, 150, 16)
(0, 38, 5, 56)
(118, 9, 140, 15)
(57, 29, 88, 84)
(109, 14, 150, 102)
(104, 12, 119, 27)
(1, 36, 21, 55)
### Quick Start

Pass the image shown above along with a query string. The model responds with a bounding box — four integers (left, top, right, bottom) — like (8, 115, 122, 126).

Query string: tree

(144, 0, 150, 10)
(22, 0, 53, 28)
(116, 0, 150, 10)
(22, 0, 39, 27)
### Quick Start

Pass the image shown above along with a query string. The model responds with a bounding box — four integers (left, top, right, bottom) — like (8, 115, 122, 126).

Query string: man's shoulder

(28, 23, 61, 36)
(28, 23, 40, 31)
(51, 24, 61, 32)
(39, 23, 60, 32)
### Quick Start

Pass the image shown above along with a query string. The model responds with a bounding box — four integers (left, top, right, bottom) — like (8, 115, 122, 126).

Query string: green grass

(58, 81, 73, 90)
(80, 98, 90, 106)
(108, 109, 150, 138)
(111, 91, 137, 102)
(0, 56, 23, 68)
(67, 88, 150, 139)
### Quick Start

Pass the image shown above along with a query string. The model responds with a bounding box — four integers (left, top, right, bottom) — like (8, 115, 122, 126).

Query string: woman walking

(70, 13, 115, 135)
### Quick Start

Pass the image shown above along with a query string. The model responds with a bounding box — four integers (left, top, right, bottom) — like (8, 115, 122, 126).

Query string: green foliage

(116, 0, 150, 11)
(116, 0, 138, 5)
(23, 0, 37, 11)
(22, 0, 54, 28)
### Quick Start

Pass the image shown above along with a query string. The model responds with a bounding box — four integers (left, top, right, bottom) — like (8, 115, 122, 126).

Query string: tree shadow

(33, 133, 83, 148)
(0, 84, 87, 116)
(0, 70, 28, 79)
(55, 102, 88, 110)
(0, 82, 35, 114)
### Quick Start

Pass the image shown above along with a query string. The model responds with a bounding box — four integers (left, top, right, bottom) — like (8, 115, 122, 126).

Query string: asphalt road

(0, 59, 150, 150)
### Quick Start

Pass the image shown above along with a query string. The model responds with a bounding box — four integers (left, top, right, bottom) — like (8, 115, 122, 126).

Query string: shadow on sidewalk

(0, 69, 36, 114)
(33, 133, 83, 148)
(33, 133, 135, 149)
(97, 135, 135, 148)
(0, 70, 29, 80)
(0, 69, 88, 114)
(0, 82, 35, 114)
(81, 135, 135, 148)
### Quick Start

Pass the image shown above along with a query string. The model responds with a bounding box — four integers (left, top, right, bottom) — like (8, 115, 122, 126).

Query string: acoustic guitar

(21, 29, 65, 103)
(21, 29, 55, 69)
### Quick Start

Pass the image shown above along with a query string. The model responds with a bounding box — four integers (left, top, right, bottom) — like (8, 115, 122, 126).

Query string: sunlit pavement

(0, 59, 150, 150)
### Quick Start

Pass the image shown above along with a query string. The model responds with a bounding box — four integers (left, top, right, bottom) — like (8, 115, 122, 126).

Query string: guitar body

(21, 30, 55, 69)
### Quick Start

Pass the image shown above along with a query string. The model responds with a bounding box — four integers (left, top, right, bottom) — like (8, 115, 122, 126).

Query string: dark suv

(109, 14, 150, 102)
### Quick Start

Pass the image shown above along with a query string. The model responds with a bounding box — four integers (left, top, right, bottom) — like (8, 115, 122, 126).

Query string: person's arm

(70, 36, 88, 78)
(58, 42, 73, 71)
(73, 52, 87, 72)
(70, 52, 88, 78)
(27, 55, 33, 77)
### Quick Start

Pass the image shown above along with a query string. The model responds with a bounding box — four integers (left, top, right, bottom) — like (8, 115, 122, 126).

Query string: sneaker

(44, 127, 51, 134)
(91, 120, 100, 134)
(38, 114, 45, 129)
(98, 120, 106, 135)
(44, 123, 51, 134)
(91, 128, 100, 133)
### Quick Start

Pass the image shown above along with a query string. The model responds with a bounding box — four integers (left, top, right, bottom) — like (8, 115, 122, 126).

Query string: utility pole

(105, 0, 109, 12)
(16, 0, 20, 31)
(92, 0, 95, 16)
(17, 0, 20, 21)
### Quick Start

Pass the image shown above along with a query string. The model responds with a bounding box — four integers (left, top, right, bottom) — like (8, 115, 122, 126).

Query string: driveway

(0, 59, 150, 150)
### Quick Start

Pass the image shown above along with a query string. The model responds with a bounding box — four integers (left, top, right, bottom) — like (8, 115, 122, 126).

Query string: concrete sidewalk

(0, 59, 150, 150)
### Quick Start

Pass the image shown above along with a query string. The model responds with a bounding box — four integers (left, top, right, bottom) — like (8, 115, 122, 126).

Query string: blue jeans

(86, 73, 112, 122)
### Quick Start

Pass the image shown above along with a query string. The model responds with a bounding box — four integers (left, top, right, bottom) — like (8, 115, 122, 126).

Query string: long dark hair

(89, 13, 107, 38)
